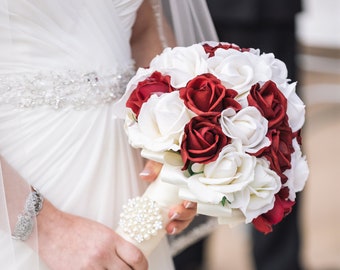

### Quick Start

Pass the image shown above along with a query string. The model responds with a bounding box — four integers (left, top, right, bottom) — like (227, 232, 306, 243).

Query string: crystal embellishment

(119, 197, 163, 243)
(0, 67, 135, 109)
(12, 187, 44, 241)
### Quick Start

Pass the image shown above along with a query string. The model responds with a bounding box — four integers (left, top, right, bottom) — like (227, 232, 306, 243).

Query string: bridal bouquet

(117, 41, 309, 255)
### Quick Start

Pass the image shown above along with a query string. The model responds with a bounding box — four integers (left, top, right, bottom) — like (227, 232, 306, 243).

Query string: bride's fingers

(167, 220, 195, 235)
(166, 213, 197, 235)
(174, 201, 197, 222)
(182, 200, 197, 210)
(107, 256, 132, 270)
(115, 239, 148, 270)
(166, 201, 197, 234)
(139, 160, 162, 182)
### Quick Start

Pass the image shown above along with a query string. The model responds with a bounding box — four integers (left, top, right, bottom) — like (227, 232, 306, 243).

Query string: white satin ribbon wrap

(116, 151, 182, 257)
(136, 150, 246, 231)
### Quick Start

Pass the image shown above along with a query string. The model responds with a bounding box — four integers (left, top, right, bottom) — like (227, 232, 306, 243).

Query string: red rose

(202, 42, 249, 57)
(252, 187, 294, 234)
(247, 81, 288, 129)
(261, 119, 294, 183)
(293, 129, 302, 145)
(179, 73, 241, 116)
(248, 82, 294, 183)
(181, 115, 230, 170)
(126, 71, 174, 117)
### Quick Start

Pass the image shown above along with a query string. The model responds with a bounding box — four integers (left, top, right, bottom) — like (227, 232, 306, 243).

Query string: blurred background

(203, 0, 340, 269)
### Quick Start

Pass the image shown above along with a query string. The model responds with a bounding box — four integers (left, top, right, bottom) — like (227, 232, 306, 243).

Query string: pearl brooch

(119, 197, 163, 243)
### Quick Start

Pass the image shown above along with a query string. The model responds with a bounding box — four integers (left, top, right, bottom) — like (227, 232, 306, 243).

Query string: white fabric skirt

(0, 103, 174, 270)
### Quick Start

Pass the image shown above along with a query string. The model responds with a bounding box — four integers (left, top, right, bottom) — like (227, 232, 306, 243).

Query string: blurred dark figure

(207, 0, 302, 83)
(207, 1, 303, 270)
(171, 215, 210, 270)
(174, 1, 303, 270)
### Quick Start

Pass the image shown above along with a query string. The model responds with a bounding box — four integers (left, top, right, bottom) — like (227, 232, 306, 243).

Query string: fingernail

(185, 202, 194, 209)
(170, 212, 180, 221)
(139, 169, 151, 177)
(170, 227, 177, 235)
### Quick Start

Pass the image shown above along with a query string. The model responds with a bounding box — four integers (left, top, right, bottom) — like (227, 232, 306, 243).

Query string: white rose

(186, 141, 256, 206)
(248, 48, 261, 56)
(220, 107, 270, 154)
(186, 174, 226, 205)
(232, 157, 281, 223)
(125, 91, 192, 152)
(283, 139, 309, 201)
(279, 82, 306, 132)
(200, 40, 220, 47)
(149, 45, 209, 88)
(259, 52, 288, 87)
(207, 49, 273, 96)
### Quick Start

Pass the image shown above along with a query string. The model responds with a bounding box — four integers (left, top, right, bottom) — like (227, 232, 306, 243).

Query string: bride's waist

(0, 67, 135, 110)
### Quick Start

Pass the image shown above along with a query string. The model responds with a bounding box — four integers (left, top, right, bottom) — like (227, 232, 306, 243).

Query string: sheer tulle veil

(0, 2, 39, 267)
(0, 158, 40, 269)
(164, 0, 218, 45)
(153, 0, 218, 47)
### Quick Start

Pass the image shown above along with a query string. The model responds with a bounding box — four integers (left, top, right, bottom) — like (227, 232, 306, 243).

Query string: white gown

(0, 0, 175, 269)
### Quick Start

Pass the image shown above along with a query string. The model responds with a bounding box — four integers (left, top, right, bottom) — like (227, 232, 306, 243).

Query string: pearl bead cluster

(0, 67, 135, 110)
(119, 197, 163, 243)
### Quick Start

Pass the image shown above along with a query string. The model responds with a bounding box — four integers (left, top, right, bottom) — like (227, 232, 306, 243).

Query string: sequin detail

(0, 67, 135, 109)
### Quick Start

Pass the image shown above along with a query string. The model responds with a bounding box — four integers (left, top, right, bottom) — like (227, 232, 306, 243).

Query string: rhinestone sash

(0, 67, 135, 110)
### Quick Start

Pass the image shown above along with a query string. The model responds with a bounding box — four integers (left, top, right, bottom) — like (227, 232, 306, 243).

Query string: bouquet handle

(116, 175, 181, 257)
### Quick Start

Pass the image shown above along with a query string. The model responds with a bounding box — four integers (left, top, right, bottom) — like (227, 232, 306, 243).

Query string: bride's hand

(140, 160, 197, 235)
(37, 200, 148, 270)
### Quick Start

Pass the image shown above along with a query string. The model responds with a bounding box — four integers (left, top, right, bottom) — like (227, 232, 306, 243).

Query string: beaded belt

(0, 67, 135, 109)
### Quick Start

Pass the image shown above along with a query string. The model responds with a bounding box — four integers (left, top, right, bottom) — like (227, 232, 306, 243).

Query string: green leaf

(187, 163, 203, 176)
(221, 196, 231, 206)
(221, 196, 227, 206)
(187, 163, 195, 176)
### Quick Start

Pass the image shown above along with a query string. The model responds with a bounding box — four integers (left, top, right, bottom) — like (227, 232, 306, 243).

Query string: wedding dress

(0, 0, 175, 269)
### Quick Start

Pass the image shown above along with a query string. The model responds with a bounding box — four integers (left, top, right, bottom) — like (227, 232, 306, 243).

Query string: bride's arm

(130, 0, 176, 68)
(0, 157, 148, 270)
(37, 199, 148, 270)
